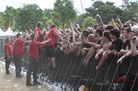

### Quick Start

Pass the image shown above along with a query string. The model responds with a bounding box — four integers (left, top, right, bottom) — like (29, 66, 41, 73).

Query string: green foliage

(1, 6, 18, 31)
(0, 0, 138, 32)
(42, 9, 54, 28)
(83, 16, 97, 29)
(53, 0, 77, 28)
(16, 4, 43, 31)
(85, 1, 138, 24)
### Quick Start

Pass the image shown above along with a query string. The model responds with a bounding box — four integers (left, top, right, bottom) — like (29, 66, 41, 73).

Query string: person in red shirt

(4, 38, 13, 75)
(26, 33, 51, 86)
(13, 33, 29, 78)
(34, 21, 43, 41)
(44, 25, 63, 77)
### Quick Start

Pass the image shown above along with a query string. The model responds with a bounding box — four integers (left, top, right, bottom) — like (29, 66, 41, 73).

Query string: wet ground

(0, 61, 52, 91)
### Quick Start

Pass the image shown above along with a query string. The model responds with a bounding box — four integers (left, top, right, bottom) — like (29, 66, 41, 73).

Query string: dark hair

(96, 29, 103, 37)
(82, 31, 89, 38)
(124, 27, 131, 33)
(110, 29, 120, 38)
(103, 31, 111, 41)
(30, 33, 35, 40)
(5, 38, 9, 42)
(16, 33, 21, 38)
(37, 21, 42, 27)
(50, 24, 56, 29)
(105, 25, 114, 30)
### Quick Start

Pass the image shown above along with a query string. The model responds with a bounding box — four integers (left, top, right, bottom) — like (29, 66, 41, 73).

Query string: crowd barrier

(10, 46, 138, 91)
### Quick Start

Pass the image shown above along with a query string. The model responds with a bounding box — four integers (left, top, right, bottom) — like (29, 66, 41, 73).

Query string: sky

(0, 0, 136, 14)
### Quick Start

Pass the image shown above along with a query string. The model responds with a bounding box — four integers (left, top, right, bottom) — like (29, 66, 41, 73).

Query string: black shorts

(44, 46, 56, 57)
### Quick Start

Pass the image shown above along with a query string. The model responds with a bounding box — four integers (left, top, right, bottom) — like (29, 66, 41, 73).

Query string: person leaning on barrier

(4, 38, 13, 75)
(116, 27, 131, 56)
(13, 33, 30, 78)
(117, 25, 138, 64)
(83, 29, 103, 66)
(26, 33, 51, 86)
(95, 31, 112, 70)
(96, 29, 122, 70)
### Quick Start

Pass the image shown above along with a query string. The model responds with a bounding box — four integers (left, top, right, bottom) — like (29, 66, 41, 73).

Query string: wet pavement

(0, 61, 52, 91)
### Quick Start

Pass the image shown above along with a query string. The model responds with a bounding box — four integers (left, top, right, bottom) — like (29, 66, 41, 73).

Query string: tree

(42, 9, 54, 29)
(1, 6, 18, 31)
(83, 16, 97, 29)
(16, 4, 43, 32)
(53, 0, 77, 28)
(86, 1, 126, 24)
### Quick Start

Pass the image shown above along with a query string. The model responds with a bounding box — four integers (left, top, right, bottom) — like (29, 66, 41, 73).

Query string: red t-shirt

(29, 40, 42, 58)
(44, 28, 58, 46)
(13, 38, 24, 55)
(4, 43, 13, 58)
(34, 27, 43, 36)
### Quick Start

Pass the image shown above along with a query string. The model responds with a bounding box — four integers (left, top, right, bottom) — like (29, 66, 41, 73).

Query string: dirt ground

(0, 61, 52, 91)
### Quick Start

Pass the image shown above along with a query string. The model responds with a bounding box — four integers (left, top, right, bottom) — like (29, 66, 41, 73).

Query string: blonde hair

(131, 25, 138, 35)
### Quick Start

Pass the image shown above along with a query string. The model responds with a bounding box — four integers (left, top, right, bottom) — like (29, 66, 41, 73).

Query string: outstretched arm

(54, 30, 64, 42)
(96, 14, 105, 28)
(111, 18, 119, 30)
(116, 16, 123, 29)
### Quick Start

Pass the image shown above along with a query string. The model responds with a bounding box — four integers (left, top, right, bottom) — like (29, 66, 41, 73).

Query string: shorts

(44, 46, 56, 57)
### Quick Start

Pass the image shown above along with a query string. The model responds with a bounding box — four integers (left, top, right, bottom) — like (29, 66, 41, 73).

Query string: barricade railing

(21, 49, 138, 91)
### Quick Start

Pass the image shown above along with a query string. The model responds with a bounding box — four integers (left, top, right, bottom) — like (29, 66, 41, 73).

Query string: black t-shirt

(83, 43, 91, 48)
(122, 40, 130, 50)
(110, 38, 122, 52)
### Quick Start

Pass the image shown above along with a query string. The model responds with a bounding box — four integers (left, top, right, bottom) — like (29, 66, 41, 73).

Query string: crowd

(3, 14, 138, 87)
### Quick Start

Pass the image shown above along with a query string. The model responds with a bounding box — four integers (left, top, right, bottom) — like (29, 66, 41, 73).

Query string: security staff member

(26, 33, 51, 86)
(4, 38, 13, 75)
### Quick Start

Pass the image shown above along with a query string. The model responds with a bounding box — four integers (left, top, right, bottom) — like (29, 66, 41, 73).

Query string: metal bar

(120, 57, 134, 91)
(107, 64, 120, 91)
(70, 57, 84, 91)
(99, 59, 114, 91)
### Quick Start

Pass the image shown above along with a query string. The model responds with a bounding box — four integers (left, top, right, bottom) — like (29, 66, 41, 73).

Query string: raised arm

(111, 18, 119, 30)
(54, 30, 64, 42)
(96, 14, 105, 28)
(116, 16, 124, 29)
(69, 20, 83, 46)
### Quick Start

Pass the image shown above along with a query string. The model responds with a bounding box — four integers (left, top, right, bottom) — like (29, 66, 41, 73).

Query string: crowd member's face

(110, 33, 114, 40)
(130, 31, 136, 37)
(39, 23, 43, 29)
(19, 35, 22, 39)
(102, 35, 106, 41)
(123, 30, 128, 38)
(7, 38, 11, 43)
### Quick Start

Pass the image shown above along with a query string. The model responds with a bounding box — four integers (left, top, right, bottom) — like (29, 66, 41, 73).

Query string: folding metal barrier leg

(55, 55, 69, 86)
(70, 58, 84, 91)
(83, 60, 97, 91)
(99, 60, 113, 91)
(120, 57, 134, 91)
(130, 71, 138, 91)
(90, 70, 99, 91)
(75, 66, 87, 91)
(107, 64, 120, 91)
(53, 56, 64, 82)
(64, 56, 78, 90)
(60, 55, 74, 89)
